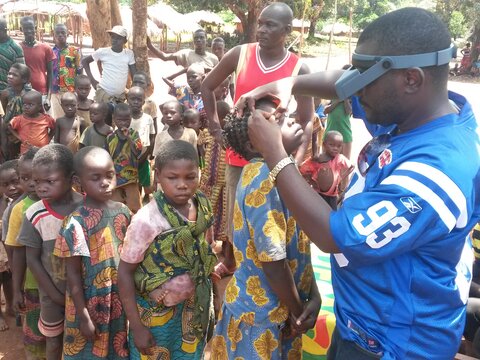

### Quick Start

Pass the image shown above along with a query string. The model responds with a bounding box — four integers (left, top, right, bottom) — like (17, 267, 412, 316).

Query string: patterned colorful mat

(302, 246, 336, 359)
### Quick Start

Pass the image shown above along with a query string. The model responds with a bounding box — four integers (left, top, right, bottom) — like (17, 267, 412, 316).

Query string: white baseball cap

(107, 25, 128, 39)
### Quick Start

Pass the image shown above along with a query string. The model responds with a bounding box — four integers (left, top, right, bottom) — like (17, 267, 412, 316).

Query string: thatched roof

(1, 1, 85, 19)
(184, 11, 224, 26)
(148, 3, 200, 35)
(321, 23, 351, 35)
(119, 6, 162, 38)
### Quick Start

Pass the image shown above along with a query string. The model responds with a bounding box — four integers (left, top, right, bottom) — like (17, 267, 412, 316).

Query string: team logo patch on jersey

(377, 149, 392, 169)
(400, 197, 422, 213)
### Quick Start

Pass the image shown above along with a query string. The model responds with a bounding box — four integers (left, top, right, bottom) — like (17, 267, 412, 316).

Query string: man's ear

(403, 67, 425, 94)
(285, 24, 292, 34)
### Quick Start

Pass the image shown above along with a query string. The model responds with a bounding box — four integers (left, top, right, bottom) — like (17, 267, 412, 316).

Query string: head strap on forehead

(335, 43, 454, 100)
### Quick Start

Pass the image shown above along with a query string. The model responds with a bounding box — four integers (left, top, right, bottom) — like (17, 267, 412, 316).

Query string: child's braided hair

(222, 107, 254, 160)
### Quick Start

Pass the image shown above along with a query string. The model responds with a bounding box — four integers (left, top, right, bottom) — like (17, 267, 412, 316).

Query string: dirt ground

(0, 298, 25, 360)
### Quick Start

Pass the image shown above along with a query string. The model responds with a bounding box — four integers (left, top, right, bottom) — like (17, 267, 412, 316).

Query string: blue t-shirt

(330, 92, 480, 359)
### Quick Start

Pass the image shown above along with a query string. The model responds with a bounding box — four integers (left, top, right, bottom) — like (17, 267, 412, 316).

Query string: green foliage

(449, 11, 467, 40)
(218, 10, 236, 24)
(165, 0, 223, 13)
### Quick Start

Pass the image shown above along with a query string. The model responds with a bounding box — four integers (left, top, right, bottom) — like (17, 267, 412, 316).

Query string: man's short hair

(20, 16, 35, 26)
(358, 7, 451, 86)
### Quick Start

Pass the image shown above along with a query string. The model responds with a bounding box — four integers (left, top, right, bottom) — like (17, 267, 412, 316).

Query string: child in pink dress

(299, 130, 354, 209)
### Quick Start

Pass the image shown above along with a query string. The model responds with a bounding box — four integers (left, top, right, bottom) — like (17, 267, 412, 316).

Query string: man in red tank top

(201, 2, 314, 276)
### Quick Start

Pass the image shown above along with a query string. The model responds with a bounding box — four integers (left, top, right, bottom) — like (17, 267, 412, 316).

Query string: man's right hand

(132, 324, 156, 355)
(235, 77, 295, 117)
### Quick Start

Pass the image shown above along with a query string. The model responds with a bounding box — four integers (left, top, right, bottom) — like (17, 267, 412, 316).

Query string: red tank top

(227, 43, 302, 167)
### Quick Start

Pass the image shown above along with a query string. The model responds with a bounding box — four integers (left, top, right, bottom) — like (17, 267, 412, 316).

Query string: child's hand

(132, 324, 156, 355)
(43, 98, 51, 111)
(290, 297, 322, 334)
(281, 317, 299, 340)
(13, 290, 25, 313)
(79, 313, 97, 341)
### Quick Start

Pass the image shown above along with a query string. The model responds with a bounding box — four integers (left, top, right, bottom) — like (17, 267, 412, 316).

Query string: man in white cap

(82, 25, 136, 103)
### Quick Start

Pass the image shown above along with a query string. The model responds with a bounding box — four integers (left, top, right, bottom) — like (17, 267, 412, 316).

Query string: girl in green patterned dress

(54, 146, 131, 359)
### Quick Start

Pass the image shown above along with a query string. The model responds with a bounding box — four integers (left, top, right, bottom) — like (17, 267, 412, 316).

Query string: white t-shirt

(92, 47, 135, 96)
(130, 112, 155, 154)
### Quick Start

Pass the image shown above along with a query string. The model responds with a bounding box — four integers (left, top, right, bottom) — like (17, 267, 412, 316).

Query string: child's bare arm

(147, 37, 176, 62)
(81, 55, 98, 90)
(118, 260, 156, 355)
(66, 256, 96, 341)
(262, 260, 303, 318)
(7, 123, 22, 142)
(26, 246, 65, 306)
(11, 246, 27, 312)
(0, 89, 8, 112)
(53, 119, 61, 143)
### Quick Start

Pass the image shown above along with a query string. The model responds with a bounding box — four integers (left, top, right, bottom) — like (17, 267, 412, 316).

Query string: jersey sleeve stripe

(381, 175, 456, 231)
(394, 162, 467, 227)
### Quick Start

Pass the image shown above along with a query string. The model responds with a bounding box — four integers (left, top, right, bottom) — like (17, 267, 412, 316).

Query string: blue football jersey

(330, 92, 480, 359)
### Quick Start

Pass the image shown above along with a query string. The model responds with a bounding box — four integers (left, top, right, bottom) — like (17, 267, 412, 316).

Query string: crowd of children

(0, 9, 362, 360)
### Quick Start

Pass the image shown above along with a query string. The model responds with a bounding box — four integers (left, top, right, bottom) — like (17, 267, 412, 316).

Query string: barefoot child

(106, 103, 142, 213)
(18, 144, 83, 360)
(74, 75, 93, 127)
(0, 160, 22, 331)
(6, 148, 47, 358)
(127, 86, 155, 195)
(152, 101, 197, 157)
(9, 90, 55, 154)
(299, 130, 354, 210)
(54, 147, 130, 359)
(54, 92, 85, 153)
(211, 97, 321, 358)
(118, 140, 217, 358)
(79, 102, 113, 149)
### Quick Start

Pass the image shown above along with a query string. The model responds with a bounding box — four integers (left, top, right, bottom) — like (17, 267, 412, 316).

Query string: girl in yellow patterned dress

(210, 97, 321, 359)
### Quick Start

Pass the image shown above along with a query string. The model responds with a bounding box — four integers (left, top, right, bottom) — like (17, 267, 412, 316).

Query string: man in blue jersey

(236, 7, 480, 360)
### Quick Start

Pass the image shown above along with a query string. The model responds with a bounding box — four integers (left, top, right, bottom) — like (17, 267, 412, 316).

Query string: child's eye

(48, 180, 56, 184)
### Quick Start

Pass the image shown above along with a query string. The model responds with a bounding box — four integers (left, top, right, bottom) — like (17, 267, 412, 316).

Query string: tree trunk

(244, 5, 259, 43)
(468, 24, 480, 72)
(132, 0, 150, 75)
(227, 0, 266, 44)
(86, 0, 122, 49)
(307, 1, 324, 40)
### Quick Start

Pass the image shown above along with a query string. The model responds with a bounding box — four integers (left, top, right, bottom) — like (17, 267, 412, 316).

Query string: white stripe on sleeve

(393, 162, 467, 228)
(381, 175, 456, 231)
